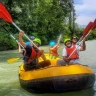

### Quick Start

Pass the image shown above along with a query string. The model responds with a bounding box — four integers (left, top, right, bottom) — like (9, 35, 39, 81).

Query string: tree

(0, 0, 76, 50)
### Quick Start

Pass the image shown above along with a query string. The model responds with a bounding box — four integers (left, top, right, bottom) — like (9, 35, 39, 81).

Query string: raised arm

(80, 39, 86, 51)
(19, 30, 26, 48)
(40, 50, 46, 61)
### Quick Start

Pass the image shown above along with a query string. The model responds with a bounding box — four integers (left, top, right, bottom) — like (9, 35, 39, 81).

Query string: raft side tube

(19, 73, 95, 93)
(19, 64, 94, 80)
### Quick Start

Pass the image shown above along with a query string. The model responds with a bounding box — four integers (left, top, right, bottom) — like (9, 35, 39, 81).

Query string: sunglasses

(66, 42, 71, 45)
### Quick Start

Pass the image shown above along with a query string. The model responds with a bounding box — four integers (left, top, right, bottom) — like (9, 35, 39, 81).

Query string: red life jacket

(50, 47, 58, 56)
(28, 48, 41, 64)
(66, 45, 79, 60)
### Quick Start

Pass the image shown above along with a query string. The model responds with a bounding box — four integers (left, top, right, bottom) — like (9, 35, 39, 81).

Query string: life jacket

(28, 48, 41, 64)
(50, 47, 58, 56)
(66, 45, 79, 60)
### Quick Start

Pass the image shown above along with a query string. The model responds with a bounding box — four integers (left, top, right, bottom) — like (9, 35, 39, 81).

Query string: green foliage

(87, 29, 96, 40)
(0, 0, 95, 51)
(0, 0, 77, 51)
(0, 31, 17, 51)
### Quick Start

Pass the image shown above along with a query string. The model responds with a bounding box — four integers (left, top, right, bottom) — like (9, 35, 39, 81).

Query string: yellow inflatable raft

(19, 54, 95, 93)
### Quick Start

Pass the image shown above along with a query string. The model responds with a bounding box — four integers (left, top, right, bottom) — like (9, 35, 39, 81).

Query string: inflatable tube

(19, 54, 95, 93)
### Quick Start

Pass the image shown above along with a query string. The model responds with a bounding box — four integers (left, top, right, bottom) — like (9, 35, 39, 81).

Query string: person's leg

(69, 59, 80, 64)
(23, 64, 35, 71)
(57, 60, 66, 66)
(39, 60, 51, 68)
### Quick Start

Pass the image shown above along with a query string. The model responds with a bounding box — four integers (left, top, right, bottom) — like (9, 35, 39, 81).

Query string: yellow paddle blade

(7, 58, 19, 64)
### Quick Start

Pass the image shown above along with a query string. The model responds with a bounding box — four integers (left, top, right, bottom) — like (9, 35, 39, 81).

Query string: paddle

(76, 22, 93, 45)
(0, 25, 24, 64)
(68, 19, 96, 59)
(57, 34, 62, 44)
(83, 19, 96, 38)
(0, 25, 23, 64)
(91, 19, 96, 30)
(52, 34, 62, 49)
(82, 22, 93, 37)
(0, 3, 39, 50)
(7, 58, 20, 64)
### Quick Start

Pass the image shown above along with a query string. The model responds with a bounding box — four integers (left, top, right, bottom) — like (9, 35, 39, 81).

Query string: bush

(0, 31, 17, 51)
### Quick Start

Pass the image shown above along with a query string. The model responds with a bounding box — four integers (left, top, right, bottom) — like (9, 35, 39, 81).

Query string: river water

(0, 40, 96, 96)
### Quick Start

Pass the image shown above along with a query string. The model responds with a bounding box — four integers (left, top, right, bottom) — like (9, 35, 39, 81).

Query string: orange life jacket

(28, 48, 41, 64)
(50, 47, 58, 56)
(66, 45, 79, 60)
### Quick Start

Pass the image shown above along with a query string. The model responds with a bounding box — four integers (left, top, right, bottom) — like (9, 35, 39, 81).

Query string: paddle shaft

(10, 34, 24, 48)
(57, 34, 62, 44)
(76, 20, 96, 47)
(12, 22, 39, 50)
(1, 25, 24, 48)
(68, 29, 91, 59)
(52, 34, 62, 49)
(0, 3, 39, 50)
(76, 22, 93, 45)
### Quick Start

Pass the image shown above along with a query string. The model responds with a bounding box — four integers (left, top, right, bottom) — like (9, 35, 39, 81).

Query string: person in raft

(71, 36, 79, 45)
(57, 38, 86, 65)
(49, 41, 60, 59)
(18, 36, 35, 55)
(19, 30, 50, 70)
(18, 42, 25, 55)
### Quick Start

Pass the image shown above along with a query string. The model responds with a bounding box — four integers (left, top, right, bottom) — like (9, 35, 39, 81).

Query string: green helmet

(33, 38, 41, 45)
(64, 38, 71, 44)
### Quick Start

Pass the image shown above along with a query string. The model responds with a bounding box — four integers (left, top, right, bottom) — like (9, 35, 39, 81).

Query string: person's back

(23, 44, 42, 70)
(19, 31, 47, 70)
(49, 41, 60, 59)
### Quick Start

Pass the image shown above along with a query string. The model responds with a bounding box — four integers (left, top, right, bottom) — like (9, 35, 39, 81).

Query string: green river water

(0, 40, 96, 96)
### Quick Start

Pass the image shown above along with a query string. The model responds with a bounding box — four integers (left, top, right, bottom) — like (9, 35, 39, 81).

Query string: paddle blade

(83, 22, 93, 37)
(91, 19, 96, 30)
(0, 3, 12, 22)
(7, 58, 19, 64)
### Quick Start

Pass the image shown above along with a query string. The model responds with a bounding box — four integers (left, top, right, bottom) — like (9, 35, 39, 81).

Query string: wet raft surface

(19, 56, 95, 93)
